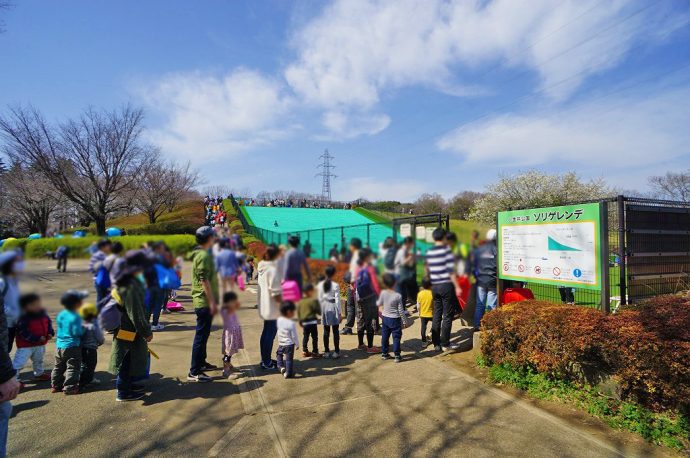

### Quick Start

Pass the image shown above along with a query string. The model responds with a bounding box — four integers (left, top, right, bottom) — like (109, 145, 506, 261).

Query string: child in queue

(12, 293, 53, 383)
(317, 266, 341, 358)
(221, 291, 244, 380)
(276, 301, 299, 379)
(377, 274, 406, 363)
(416, 277, 434, 348)
(51, 290, 88, 394)
(355, 249, 381, 354)
(297, 284, 321, 358)
(79, 303, 104, 389)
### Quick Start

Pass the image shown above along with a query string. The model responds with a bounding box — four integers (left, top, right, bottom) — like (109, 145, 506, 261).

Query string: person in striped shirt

(425, 228, 461, 351)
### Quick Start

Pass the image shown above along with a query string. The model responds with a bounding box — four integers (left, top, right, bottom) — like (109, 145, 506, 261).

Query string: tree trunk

(95, 217, 106, 236)
(148, 210, 157, 224)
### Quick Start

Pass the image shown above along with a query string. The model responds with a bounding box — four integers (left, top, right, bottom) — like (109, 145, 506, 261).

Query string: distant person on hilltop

(303, 240, 312, 259)
(283, 236, 311, 293)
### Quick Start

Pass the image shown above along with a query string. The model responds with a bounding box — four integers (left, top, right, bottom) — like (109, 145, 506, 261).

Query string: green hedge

(2, 235, 197, 258)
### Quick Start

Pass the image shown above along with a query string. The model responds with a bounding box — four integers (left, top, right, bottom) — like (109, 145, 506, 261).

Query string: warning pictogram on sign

(534, 266, 542, 274)
(553, 267, 561, 276)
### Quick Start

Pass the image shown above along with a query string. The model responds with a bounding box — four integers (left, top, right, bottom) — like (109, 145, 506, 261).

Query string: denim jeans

(95, 285, 110, 307)
(12, 345, 46, 376)
(381, 316, 402, 356)
(0, 401, 10, 457)
(190, 307, 213, 375)
(431, 282, 457, 347)
(259, 319, 277, 365)
(474, 285, 498, 328)
(276, 344, 295, 377)
(146, 287, 166, 326)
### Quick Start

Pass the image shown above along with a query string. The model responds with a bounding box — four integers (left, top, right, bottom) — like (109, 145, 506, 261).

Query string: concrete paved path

(8, 260, 666, 457)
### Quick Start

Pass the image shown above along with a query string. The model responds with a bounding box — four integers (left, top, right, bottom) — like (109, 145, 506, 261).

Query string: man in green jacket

(188, 226, 219, 382)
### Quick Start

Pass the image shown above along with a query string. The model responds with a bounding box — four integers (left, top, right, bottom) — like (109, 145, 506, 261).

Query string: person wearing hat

(51, 289, 88, 395)
(472, 229, 498, 330)
(0, 251, 21, 458)
(188, 226, 218, 383)
(108, 250, 153, 401)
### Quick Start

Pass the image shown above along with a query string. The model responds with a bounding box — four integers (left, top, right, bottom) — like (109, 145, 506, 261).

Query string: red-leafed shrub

(307, 258, 350, 295)
(481, 296, 690, 412)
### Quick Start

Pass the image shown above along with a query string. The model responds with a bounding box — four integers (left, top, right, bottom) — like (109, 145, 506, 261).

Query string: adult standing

(425, 228, 461, 352)
(303, 240, 312, 259)
(473, 229, 498, 330)
(341, 237, 362, 335)
(257, 244, 282, 371)
(395, 237, 418, 307)
(0, 251, 21, 457)
(188, 227, 219, 382)
(104, 242, 125, 294)
(1, 251, 22, 353)
(146, 242, 170, 332)
(216, 239, 240, 297)
(283, 236, 311, 293)
(55, 245, 69, 273)
(89, 239, 113, 305)
(108, 250, 153, 401)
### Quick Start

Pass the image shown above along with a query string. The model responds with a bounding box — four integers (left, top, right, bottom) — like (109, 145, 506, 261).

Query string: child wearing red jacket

(12, 293, 54, 382)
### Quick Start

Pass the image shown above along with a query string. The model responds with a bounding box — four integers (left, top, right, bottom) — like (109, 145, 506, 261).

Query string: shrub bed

(3, 235, 197, 258)
(307, 258, 350, 294)
(481, 297, 690, 413)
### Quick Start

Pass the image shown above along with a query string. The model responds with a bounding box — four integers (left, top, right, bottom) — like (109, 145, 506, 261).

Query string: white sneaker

(280, 367, 286, 374)
(323, 352, 332, 359)
(331, 352, 340, 359)
(152, 324, 165, 331)
(441, 343, 461, 352)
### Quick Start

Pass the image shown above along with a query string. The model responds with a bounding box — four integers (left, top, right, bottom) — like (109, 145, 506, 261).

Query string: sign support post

(599, 201, 610, 313)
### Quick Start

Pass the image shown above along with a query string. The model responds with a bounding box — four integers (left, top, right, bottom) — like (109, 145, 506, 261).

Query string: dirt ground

(6, 259, 673, 457)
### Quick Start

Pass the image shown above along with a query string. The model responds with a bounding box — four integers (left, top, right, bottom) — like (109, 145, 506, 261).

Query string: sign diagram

(498, 203, 601, 290)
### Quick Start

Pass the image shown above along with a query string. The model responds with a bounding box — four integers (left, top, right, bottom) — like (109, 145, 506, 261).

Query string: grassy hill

(75, 199, 204, 235)
(360, 209, 490, 244)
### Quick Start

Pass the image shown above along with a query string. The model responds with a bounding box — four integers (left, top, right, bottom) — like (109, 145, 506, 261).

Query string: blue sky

(1, 0, 689, 201)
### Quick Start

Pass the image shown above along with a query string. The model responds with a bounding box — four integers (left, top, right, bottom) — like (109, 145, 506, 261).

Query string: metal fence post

(322, 229, 325, 259)
(599, 200, 610, 313)
(617, 195, 627, 306)
(367, 224, 370, 248)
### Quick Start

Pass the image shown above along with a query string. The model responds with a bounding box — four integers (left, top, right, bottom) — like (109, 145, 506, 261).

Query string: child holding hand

(297, 284, 321, 358)
(221, 291, 244, 380)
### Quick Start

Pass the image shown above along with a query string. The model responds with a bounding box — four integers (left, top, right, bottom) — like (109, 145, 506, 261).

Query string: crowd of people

(0, 218, 498, 455)
(204, 196, 228, 227)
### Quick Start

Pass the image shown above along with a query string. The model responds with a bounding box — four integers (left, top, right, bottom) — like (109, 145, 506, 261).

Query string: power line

(315, 149, 337, 202)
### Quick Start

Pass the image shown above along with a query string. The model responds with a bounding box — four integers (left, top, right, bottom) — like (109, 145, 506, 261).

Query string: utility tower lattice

(316, 149, 337, 203)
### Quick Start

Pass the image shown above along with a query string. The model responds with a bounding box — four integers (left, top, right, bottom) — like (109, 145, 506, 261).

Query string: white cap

(486, 229, 497, 241)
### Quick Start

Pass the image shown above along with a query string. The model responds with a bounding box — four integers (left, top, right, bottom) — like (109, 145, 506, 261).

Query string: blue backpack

(356, 268, 374, 298)
(94, 265, 111, 289)
(155, 263, 181, 290)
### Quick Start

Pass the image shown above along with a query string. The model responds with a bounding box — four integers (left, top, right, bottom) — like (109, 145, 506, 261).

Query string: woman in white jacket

(257, 244, 283, 370)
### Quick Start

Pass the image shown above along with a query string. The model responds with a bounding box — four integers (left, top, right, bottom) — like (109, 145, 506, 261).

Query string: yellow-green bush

(2, 235, 197, 258)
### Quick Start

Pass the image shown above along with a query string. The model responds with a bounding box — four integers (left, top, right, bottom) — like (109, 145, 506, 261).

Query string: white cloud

(334, 176, 426, 202)
(437, 84, 690, 168)
(319, 110, 390, 140)
(285, 0, 676, 109)
(138, 69, 294, 161)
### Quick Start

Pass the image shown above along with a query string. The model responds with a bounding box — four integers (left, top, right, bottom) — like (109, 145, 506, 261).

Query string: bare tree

(3, 159, 62, 235)
(163, 160, 200, 213)
(132, 150, 199, 224)
(648, 170, 690, 202)
(414, 193, 447, 215)
(447, 191, 483, 220)
(0, 105, 148, 235)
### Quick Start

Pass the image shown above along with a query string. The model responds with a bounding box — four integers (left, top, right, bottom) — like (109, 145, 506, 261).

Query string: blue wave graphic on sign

(548, 236, 580, 251)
